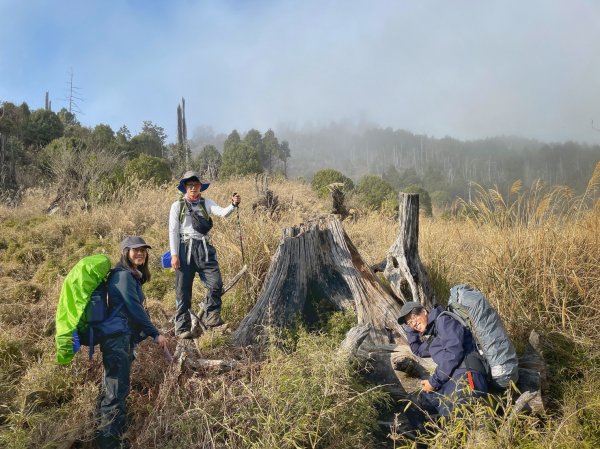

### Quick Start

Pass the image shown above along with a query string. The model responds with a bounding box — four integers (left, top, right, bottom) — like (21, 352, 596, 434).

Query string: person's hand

(420, 379, 435, 392)
(171, 255, 180, 270)
(231, 192, 241, 207)
(155, 335, 168, 351)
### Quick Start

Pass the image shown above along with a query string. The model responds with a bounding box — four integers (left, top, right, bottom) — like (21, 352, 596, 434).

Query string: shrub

(220, 141, 262, 179)
(380, 192, 399, 218)
(356, 175, 395, 210)
(41, 136, 124, 206)
(311, 168, 354, 198)
(431, 189, 452, 211)
(124, 154, 171, 185)
(191, 144, 222, 180)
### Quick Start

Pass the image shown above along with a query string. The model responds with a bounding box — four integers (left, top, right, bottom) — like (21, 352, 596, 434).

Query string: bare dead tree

(382, 193, 436, 308)
(252, 173, 279, 216)
(177, 97, 190, 169)
(61, 69, 83, 116)
(328, 182, 349, 219)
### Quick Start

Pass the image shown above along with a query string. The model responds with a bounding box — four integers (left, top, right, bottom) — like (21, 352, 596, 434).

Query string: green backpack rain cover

(55, 254, 111, 365)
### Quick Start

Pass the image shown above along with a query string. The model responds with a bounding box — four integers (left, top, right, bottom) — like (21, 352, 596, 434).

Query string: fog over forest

(190, 121, 600, 199)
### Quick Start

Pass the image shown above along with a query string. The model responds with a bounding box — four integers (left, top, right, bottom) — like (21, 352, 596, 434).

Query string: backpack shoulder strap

(104, 268, 126, 317)
(436, 309, 468, 329)
(197, 198, 210, 219)
(178, 197, 186, 223)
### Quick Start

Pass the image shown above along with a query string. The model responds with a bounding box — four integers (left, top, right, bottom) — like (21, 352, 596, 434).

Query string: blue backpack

(74, 271, 127, 360)
(439, 284, 519, 389)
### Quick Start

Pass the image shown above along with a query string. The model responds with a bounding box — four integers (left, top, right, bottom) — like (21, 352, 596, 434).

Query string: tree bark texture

(233, 215, 405, 347)
(383, 193, 435, 308)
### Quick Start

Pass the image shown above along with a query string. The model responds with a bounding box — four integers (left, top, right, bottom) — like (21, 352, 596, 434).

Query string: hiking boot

(203, 311, 225, 328)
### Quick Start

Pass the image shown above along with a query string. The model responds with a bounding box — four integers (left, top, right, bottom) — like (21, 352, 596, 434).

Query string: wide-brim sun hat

(120, 236, 152, 251)
(177, 170, 210, 193)
(397, 301, 425, 324)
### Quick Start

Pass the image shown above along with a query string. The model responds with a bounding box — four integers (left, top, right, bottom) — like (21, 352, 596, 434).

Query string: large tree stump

(233, 215, 405, 348)
(383, 193, 435, 308)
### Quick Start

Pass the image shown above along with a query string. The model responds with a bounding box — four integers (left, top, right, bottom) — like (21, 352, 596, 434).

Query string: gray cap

(397, 301, 425, 324)
(120, 236, 152, 251)
(177, 170, 210, 193)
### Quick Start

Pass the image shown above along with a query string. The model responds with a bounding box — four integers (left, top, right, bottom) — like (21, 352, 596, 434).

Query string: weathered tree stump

(252, 173, 279, 216)
(233, 215, 405, 348)
(328, 183, 349, 219)
(383, 193, 435, 308)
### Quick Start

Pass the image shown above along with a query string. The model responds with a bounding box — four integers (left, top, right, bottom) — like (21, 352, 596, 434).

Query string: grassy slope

(0, 176, 599, 448)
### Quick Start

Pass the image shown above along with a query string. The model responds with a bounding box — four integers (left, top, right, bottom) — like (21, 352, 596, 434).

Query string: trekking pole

(233, 192, 245, 263)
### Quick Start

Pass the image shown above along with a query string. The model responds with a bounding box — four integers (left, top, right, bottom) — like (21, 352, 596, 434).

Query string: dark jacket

(107, 266, 159, 342)
(406, 306, 479, 391)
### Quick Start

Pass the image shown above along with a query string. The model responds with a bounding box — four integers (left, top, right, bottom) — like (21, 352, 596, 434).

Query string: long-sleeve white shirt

(169, 198, 235, 256)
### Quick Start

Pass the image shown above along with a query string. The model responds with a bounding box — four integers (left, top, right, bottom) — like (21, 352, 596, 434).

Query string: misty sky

(1, 0, 600, 144)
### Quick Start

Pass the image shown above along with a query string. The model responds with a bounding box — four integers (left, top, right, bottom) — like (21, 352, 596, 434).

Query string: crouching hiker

(169, 171, 241, 338)
(95, 236, 168, 449)
(398, 302, 488, 429)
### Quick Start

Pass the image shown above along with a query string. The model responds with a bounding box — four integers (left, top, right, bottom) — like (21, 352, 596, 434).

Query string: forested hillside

(276, 123, 600, 196)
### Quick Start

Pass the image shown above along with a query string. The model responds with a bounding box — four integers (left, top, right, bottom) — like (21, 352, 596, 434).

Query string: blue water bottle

(161, 250, 172, 268)
(72, 330, 81, 353)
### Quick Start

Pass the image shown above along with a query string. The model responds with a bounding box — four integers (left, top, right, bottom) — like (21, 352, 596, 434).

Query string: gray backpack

(442, 284, 519, 389)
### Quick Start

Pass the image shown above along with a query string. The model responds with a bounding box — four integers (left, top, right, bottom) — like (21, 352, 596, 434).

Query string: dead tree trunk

(328, 183, 349, 219)
(233, 215, 405, 347)
(252, 174, 279, 217)
(383, 193, 435, 308)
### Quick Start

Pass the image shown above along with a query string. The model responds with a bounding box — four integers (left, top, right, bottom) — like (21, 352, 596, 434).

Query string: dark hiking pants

(175, 239, 224, 334)
(95, 334, 133, 449)
(406, 369, 488, 429)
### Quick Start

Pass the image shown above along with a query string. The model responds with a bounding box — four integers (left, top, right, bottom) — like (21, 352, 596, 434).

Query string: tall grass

(1, 173, 599, 447)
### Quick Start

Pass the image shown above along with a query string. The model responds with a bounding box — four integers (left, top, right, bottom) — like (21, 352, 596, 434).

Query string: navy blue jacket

(406, 306, 479, 391)
(107, 266, 159, 341)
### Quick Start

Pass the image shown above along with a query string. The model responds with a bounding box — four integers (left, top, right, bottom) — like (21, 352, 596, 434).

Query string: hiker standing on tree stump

(169, 171, 241, 338)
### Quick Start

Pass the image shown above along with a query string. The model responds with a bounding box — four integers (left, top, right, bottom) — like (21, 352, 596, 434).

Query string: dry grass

(1, 173, 599, 448)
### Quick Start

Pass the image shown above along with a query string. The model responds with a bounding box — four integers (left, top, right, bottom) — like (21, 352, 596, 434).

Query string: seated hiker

(398, 301, 488, 426)
(168, 171, 241, 338)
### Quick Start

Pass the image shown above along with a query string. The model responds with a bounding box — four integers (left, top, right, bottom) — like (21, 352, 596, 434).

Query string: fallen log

(223, 264, 248, 294)
(174, 339, 237, 374)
